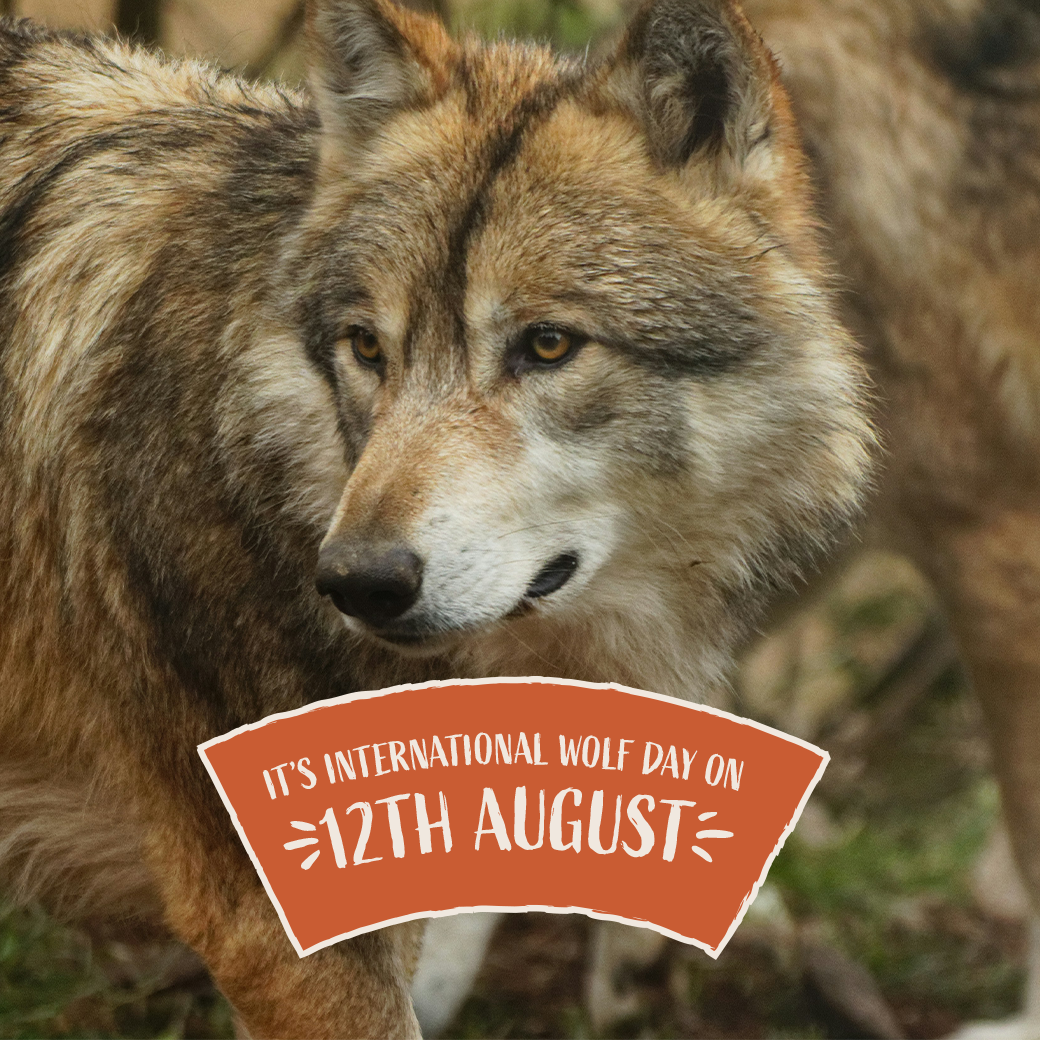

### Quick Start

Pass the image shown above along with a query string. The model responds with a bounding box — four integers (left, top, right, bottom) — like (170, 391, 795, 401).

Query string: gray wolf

(0, 0, 872, 1034)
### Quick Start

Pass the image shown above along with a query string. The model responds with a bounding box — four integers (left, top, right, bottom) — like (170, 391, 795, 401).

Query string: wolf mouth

(371, 628, 452, 649)
(524, 552, 579, 598)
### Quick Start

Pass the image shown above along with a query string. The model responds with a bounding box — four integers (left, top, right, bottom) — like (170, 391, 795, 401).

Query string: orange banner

(198, 678, 826, 958)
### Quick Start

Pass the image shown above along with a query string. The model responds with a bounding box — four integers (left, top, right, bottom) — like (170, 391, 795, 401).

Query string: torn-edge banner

(199, 678, 827, 958)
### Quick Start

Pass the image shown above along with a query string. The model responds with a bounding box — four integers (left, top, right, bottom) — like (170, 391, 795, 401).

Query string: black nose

(316, 543, 424, 627)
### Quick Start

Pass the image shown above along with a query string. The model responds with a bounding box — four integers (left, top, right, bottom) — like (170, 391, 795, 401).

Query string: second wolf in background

(738, 0, 1040, 1033)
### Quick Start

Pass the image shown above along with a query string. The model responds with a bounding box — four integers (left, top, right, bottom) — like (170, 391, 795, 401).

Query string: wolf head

(285, 0, 874, 699)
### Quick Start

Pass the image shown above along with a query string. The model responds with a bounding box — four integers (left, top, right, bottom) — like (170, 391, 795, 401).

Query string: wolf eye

(521, 326, 583, 367)
(345, 326, 382, 366)
(530, 328, 572, 362)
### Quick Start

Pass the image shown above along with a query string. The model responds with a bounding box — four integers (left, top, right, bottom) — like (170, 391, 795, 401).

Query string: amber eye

(346, 326, 381, 366)
(527, 327, 575, 364)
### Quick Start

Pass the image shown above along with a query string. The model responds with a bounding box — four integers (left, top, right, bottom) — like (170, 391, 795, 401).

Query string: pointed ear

(307, 0, 456, 160)
(605, 0, 788, 178)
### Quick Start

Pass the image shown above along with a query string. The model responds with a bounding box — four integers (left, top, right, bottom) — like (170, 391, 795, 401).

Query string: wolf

(0, 0, 872, 1034)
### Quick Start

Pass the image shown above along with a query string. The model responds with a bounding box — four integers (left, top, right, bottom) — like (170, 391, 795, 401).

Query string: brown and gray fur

(738, 0, 1040, 1015)
(0, 1, 872, 1035)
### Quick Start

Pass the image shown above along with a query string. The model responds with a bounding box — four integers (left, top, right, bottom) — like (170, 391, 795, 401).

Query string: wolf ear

(605, 0, 785, 178)
(307, 0, 455, 160)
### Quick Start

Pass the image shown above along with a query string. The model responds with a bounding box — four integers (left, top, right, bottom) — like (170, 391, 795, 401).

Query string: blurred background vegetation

(0, 0, 1026, 1035)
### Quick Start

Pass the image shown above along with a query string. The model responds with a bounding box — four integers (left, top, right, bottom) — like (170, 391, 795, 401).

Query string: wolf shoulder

(0, 19, 319, 295)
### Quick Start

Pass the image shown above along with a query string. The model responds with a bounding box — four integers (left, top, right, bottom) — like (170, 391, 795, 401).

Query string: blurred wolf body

(736, 0, 1040, 1032)
(0, 0, 873, 1035)
(745, 0, 1040, 912)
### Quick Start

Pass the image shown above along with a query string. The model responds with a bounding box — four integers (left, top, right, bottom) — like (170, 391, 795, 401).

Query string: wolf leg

(929, 511, 1040, 1038)
(411, 912, 502, 1036)
(142, 803, 423, 1039)
(585, 921, 667, 1032)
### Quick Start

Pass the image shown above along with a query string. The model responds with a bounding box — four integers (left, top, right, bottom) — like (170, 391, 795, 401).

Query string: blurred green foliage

(0, 904, 233, 1040)
(451, 0, 607, 51)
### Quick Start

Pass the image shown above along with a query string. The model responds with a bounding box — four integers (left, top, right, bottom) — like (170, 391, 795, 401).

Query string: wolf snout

(315, 542, 424, 627)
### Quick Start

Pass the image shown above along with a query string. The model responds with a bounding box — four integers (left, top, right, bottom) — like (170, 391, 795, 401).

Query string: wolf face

(291, 0, 874, 696)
